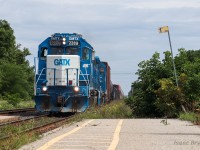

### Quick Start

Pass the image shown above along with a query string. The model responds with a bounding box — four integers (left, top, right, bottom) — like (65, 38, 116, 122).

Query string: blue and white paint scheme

(34, 33, 112, 113)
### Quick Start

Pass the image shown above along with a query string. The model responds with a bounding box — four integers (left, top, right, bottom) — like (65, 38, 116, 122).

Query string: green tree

(175, 49, 200, 110)
(0, 20, 16, 62)
(127, 48, 200, 117)
(126, 52, 165, 117)
(0, 20, 34, 107)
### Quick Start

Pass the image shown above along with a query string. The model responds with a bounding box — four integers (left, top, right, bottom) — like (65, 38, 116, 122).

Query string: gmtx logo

(54, 59, 70, 66)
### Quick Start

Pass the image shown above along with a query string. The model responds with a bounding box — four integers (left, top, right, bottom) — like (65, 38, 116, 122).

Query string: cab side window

(82, 48, 90, 60)
(40, 47, 48, 59)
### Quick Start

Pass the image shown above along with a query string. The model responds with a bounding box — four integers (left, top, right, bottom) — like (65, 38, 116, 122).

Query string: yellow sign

(158, 26, 169, 33)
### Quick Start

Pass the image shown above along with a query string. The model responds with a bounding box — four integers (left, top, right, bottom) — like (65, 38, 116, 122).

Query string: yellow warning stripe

(37, 119, 94, 150)
(108, 119, 123, 150)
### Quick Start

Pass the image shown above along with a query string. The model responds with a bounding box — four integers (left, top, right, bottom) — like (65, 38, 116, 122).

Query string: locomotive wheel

(101, 97, 105, 105)
(48, 111, 54, 117)
(94, 97, 98, 106)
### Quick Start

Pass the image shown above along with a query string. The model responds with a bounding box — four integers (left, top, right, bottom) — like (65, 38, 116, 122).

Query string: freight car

(34, 33, 121, 113)
(112, 84, 124, 100)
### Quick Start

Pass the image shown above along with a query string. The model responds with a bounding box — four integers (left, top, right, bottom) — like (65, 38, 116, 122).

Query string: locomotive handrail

(35, 68, 46, 87)
(84, 66, 90, 82)
(34, 68, 47, 95)
(34, 57, 39, 95)
(80, 70, 90, 86)
(35, 67, 90, 98)
(37, 68, 81, 87)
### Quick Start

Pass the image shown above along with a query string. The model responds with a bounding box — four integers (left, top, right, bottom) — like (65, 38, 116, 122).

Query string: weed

(75, 100, 133, 120)
(179, 112, 200, 124)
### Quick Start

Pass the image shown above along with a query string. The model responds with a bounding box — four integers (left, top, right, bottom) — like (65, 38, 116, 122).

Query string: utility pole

(158, 26, 178, 87)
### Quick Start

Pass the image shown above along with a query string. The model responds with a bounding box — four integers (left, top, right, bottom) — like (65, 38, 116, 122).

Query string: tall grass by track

(0, 100, 35, 110)
(75, 100, 133, 120)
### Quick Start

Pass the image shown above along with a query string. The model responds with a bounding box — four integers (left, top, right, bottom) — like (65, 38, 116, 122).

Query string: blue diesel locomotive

(34, 33, 117, 113)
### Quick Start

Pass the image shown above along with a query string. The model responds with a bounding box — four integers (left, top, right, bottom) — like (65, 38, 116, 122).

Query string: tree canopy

(0, 20, 34, 107)
(126, 48, 200, 117)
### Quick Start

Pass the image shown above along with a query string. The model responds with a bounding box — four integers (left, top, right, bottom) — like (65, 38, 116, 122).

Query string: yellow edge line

(108, 119, 123, 150)
(37, 119, 94, 150)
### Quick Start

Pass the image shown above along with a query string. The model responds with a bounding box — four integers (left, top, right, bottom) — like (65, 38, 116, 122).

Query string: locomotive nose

(46, 55, 80, 87)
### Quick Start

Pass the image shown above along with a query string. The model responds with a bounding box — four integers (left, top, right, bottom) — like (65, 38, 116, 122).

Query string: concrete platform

(0, 115, 19, 123)
(20, 119, 200, 150)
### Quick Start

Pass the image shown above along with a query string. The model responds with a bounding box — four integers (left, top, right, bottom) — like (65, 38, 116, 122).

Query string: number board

(50, 37, 62, 46)
(68, 40, 80, 46)
(50, 40, 62, 46)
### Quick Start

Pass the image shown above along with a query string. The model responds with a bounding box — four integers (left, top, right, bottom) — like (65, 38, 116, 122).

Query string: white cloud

(124, 0, 200, 9)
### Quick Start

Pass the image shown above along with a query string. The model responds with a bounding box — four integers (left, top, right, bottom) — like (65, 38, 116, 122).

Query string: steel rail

(0, 108, 35, 115)
(0, 114, 48, 127)
(0, 114, 75, 141)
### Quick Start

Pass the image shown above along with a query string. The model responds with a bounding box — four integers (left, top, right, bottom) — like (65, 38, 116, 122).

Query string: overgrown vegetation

(75, 100, 133, 120)
(0, 20, 34, 109)
(126, 49, 200, 117)
(179, 112, 200, 124)
(0, 116, 61, 150)
(0, 133, 39, 150)
(0, 100, 35, 110)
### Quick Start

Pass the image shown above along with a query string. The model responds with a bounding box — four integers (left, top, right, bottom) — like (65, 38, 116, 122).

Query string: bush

(16, 100, 35, 108)
(0, 99, 34, 110)
(4, 94, 23, 106)
(179, 112, 200, 124)
(155, 78, 183, 117)
(0, 101, 14, 110)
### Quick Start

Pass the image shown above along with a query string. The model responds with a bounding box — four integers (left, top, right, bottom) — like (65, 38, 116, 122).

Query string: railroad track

(0, 108, 35, 115)
(0, 114, 48, 127)
(0, 114, 75, 141)
(28, 115, 75, 134)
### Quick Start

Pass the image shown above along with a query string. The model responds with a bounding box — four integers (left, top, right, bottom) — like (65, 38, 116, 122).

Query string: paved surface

(0, 115, 19, 123)
(20, 119, 200, 150)
(118, 119, 200, 150)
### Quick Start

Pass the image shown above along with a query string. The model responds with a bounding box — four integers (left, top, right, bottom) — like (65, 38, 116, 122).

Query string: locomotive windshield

(66, 47, 79, 55)
(50, 47, 79, 55)
(51, 47, 64, 55)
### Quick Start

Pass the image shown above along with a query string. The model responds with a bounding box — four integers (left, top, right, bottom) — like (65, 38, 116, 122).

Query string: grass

(179, 112, 200, 124)
(0, 116, 66, 150)
(0, 121, 39, 150)
(0, 100, 35, 110)
(75, 100, 133, 120)
(0, 133, 39, 150)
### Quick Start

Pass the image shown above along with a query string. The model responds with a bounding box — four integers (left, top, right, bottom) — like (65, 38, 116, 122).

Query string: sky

(1, 0, 200, 95)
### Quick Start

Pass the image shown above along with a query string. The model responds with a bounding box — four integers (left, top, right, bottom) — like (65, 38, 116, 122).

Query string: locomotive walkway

(20, 119, 200, 150)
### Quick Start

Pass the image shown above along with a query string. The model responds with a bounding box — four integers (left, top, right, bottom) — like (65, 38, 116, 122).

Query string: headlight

(74, 86, 79, 92)
(42, 86, 48, 92)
